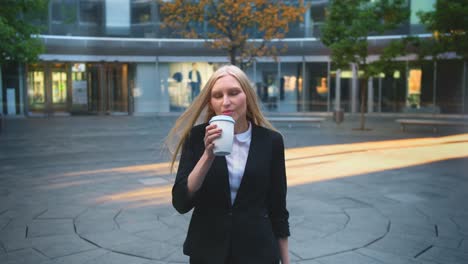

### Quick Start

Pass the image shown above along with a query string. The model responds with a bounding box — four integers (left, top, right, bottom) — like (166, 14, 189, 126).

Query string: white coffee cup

(209, 115, 235, 156)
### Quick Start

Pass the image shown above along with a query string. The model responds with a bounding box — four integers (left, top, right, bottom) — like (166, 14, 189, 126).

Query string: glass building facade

(1, 0, 467, 116)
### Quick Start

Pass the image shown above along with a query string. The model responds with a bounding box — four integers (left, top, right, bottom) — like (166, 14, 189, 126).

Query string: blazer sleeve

(172, 128, 200, 214)
(269, 132, 290, 238)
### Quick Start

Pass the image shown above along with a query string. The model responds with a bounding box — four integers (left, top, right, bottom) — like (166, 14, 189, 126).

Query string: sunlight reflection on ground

(82, 133, 468, 207)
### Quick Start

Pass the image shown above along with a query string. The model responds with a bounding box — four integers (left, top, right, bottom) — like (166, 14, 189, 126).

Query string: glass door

(87, 63, 102, 113)
(27, 65, 46, 113)
(51, 63, 68, 112)
(107, 64, 128, 113)
(87, 63, 129, 114)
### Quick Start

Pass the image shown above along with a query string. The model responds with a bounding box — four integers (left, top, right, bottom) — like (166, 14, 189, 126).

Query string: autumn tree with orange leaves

(160, 0, 305, 67)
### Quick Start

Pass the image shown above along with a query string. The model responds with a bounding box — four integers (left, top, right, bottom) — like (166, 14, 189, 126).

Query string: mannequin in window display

(267, 77, 278, 110)
(189, 63, 202, 101)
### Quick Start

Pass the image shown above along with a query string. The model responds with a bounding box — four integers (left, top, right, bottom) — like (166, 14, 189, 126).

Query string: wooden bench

(396, 119, 468, 133)
(268, 117, 326, 128)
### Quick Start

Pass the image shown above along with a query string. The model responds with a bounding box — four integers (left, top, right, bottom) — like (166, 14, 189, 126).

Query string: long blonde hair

(166, 64, 275, 172)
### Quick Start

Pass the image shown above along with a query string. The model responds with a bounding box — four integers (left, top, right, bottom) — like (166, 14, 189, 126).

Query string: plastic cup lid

(209, 115, 235, 124)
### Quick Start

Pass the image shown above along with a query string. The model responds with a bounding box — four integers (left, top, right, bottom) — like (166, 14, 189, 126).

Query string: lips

(222, 110, 234, 116)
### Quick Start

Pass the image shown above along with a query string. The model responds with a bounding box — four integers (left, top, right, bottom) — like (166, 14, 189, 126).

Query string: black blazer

(172, 123, 289, 264)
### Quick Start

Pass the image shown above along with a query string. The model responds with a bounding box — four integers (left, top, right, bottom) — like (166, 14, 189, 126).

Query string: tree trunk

(229, 48, 237, 66)
(359, 78, 367, 130)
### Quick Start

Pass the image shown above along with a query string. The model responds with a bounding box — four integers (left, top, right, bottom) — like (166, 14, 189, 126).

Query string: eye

(211, 92, 222, 99)
(229, 89, 241, 96)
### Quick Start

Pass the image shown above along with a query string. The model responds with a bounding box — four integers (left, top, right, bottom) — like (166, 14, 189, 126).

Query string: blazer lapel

(212, 155, 232, 207)
(232, 124, 262, 207)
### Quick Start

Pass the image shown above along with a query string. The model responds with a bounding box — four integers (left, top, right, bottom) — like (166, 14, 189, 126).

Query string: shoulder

(183, 123, 207, 149)
(189, 123, 208, 138)
(192, 122, 208, 131)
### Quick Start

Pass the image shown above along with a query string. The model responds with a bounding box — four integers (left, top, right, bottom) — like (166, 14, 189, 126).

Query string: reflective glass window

(28, 67, 46, 106)
(79, 0, 103, 24)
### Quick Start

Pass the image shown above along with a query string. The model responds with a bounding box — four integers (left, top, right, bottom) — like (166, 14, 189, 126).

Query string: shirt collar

(235, 122, 252, 143)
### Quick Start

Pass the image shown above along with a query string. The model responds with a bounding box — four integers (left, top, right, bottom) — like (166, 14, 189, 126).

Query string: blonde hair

(166, 64, 275, 172)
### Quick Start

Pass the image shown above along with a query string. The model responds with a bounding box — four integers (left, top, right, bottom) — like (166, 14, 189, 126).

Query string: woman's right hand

(203, 124, 222, 159)
(185, 124, 222, 195)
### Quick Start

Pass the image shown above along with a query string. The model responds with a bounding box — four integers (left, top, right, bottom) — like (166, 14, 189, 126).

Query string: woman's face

(210, 75, 248, 131)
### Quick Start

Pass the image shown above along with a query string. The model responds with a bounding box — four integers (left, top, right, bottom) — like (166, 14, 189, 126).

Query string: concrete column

(351, 63, 358, 113)
(367, 77, 374, 113)
(335, 69, 341, 111)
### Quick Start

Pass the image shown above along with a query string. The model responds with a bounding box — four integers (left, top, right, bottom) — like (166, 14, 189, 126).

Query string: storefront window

(436, 60, 464, 114)
(255, 62, 278, 112)
(167, 62, 217, 111)
(51, 70, 67, 104)
(27, 69, 45, 106)
(330, 65, 352, 112)
(304, 62, 328, 112)
(406, 60, 434, 113)
(369, 74, 383, 113)
(280, 63, 302, 112)
(378, 62, 407, 113)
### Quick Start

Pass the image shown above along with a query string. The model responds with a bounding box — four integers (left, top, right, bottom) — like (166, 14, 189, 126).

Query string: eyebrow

(211, 86, 242, 93)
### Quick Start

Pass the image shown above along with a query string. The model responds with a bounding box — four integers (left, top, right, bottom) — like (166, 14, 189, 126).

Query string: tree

(321, 0, 409, 130)
(0, 0, 47, 64)
(159, 0, 305, 67)
(418, 0, 468, 61)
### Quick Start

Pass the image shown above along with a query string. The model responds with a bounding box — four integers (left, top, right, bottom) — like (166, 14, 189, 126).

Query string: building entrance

(27, 63, 69, 114)
(87, 63, 129, 114)
(26, 62, 129, 115)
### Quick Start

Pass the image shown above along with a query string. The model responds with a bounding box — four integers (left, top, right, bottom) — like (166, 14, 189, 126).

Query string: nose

(222, 94, 230, 105)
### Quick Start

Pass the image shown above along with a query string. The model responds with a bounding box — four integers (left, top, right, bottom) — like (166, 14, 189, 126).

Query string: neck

(234, 118, 249, 134)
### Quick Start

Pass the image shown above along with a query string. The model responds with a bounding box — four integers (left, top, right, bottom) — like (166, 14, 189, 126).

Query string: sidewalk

(0, 115, 467, 264)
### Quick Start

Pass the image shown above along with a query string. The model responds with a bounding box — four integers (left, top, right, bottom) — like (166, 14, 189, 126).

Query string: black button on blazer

(172, 123, 290, 264)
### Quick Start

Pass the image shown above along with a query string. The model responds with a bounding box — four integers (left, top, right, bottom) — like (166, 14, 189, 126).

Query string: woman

(167, 65, 289, 264)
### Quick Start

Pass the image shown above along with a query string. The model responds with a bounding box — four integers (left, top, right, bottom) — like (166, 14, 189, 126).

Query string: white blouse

(225, 122, 252, 205)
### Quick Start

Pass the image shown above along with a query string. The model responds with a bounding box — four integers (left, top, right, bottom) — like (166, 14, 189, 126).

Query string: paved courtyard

(0, 114, 467, 264)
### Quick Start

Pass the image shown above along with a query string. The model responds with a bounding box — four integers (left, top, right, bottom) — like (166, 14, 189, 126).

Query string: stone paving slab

(0, 248, 49, 264)
(355, 248, 424, 264)
(30, 234, 97, 259)
(315, 251, 383, 264)
(78, 251, 151, 264)
(0, 115, 467, 263)
(28, 219, 75, 238)
(38, 249, 108, 264)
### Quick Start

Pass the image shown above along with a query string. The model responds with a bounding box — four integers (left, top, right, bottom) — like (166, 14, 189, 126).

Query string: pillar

(367, 77, 374, 113)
